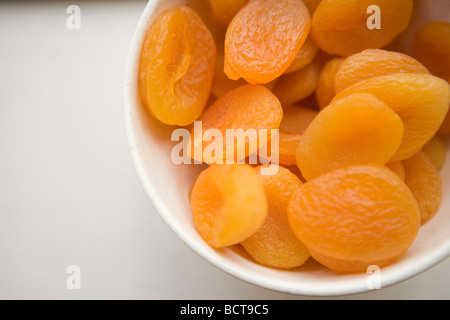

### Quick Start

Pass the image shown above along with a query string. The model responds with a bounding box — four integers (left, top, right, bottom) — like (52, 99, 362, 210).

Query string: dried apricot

(333, 73, 450, 162)
(412, 21, 450, 82)
(191, 164, 268, 248)
(241, 165, 309, 269)
(139, 6, 216, 126)
(274, 133, 303, 166)
(334, 49, 429, 93)
(211, 46, 247, 98)
(422, 136, 447, 170)
(188, 84, 283, 164)
(386, 162, 406, 181)
(311, 0, 413, 56)
(403, 151, 442, 224)
(284, 36, 319, 74)
(316, 57, 345, 109)
(279, 104, 318, 135)
(225, 0, 311, 84)
(296, 93, 404, 181)
(207, 0, 249, 27)
(273, 58, 321, 106)
(288, 165, 421, 273)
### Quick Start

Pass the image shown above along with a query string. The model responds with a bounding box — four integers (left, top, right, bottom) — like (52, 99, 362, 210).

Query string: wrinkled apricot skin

(207, 0, 249, 27)
(316, 57, 345, 109)
(225, 0, 311, 84)
(297, 93, 404, 181)
(273, 58, 321, 106)
(241, 166, 309, 269)
(335, 49, 430, 93)
(412, 22, 450, 82)
(311, 0, 413, 56)
(190, 164, 268, 248)
(288, 165, 421, 273)
(333, 73, 450, 162)
(284, 36, 319, 74)
(404, 151, 443, 224)
(139, 6, 216, 126)
(188, 84, 283, 164)
(422, 136, 447, 170)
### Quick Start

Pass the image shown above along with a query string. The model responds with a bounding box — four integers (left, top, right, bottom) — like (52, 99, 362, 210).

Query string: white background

(0, 0, 449, 300)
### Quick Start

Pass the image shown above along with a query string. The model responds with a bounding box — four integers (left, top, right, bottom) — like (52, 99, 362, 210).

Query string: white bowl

(124, 0, 450, 296)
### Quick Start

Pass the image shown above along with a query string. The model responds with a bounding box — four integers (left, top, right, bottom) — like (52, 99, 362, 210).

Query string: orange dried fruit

(207, 0, 249, 27)
(311, 0, 413, 56)
(273, 133, 303, 166)
(386, 162, 406, 181)
(316, 57, 345, 109)
(284, 36, 319, 74)
(279, 104, 318, 135)
(296, 93, 404, 181)
(288, 165, 421, 273)
(191, 164, 268, 248)
(273, 58, 322, 106)
(241, 165, 310, 269)
(225, 0, 311, 84)
(188, 84, 283, 164)
(211, 46, 247, 98)
(334, 49, 430, 93)
(139, 6, 216, 126)
(333, 73, 450, 162)
(403, 151, 442, 224)
(412, 21, 450, 82)
(422, 136, 447, 170)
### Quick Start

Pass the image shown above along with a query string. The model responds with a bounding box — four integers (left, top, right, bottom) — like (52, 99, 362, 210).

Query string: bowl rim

(123, 0, 450, 297)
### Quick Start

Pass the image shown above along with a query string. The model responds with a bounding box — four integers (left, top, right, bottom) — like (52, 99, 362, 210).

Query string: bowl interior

(124, 0, 450, 296)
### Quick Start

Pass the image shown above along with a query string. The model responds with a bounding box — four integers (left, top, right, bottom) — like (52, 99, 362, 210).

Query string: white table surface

(0, 0, 449, 300)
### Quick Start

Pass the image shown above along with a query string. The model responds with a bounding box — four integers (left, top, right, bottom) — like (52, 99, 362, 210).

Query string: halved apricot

(139, 6, 216, 126)
(191, 164, 268, 248)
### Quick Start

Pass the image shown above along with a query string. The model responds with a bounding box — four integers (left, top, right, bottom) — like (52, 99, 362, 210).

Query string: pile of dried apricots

(139, 0, 450, 273)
